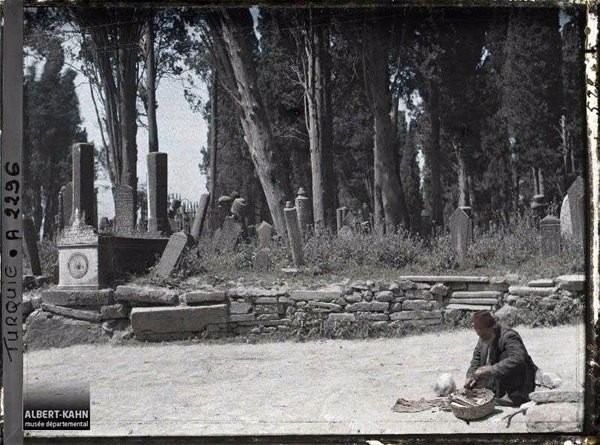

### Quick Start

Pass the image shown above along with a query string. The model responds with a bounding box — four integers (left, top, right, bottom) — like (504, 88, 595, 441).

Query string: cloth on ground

(391, 397, 450, 413)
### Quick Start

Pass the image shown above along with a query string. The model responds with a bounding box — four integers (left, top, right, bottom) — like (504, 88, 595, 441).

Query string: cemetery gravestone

(191, 194, 210, 241)
(72, 143, 96, 228)
(23, 216, 42, 276)
(295, 187, 311, 236)
(560, 195, 572, 237)
(154, 232, 191, 279)
(540, 215, 561, 257)
(256, 221, 273, 249)
(284, 202, 304, 267)
(449, 207, 472, 266)
(567, 176, 584, 242)
(114, 185, 136, 234)
(336, 207, 348, 234)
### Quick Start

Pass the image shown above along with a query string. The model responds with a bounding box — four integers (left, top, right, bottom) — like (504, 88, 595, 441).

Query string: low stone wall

(23, 274, 585, 349)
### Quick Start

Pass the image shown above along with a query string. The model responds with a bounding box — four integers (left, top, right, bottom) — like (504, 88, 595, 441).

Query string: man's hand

(474, 366, 493, 378)
(464, 377, 477, 389)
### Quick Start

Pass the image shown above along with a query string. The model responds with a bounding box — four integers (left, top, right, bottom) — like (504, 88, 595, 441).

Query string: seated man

(465, 310, 537, 406)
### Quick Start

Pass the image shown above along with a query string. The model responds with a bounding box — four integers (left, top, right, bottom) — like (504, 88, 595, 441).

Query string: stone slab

(327, 313, 356, 323)
(528, 279, 555, 288)
(430, 284, 449, 297)
(115, 285, 179, 306)
(230, 302, 252, 314)
(41, 303, 102, 322)
(100, 304, 130, 320)
(450, 291, 502, 299)
(375, 291, 394, 302)
(529, 390, 583, 404)
(41, 289, 114, 307)
(226, 288, 286, 298)
(402, 300, 437, 311)
(526, 402, 583, 433)
(389, 310, 442, 321)
(346, 301, 389, 312)
(554, 275, 585, 292)
(24, 309, 109, 350)
(180, 291, 226, 305)
(229, 314, 256, 322)
(448, 298, 499, 305)
(131, 305, 228, 340)
(289, 290, 341, 302)
(507, 286, 558, 297)
(445, 304, 494, 311)
(465, 283, 509, 292)
(307, 301, 343, 311)
(397, 275, 489, 283)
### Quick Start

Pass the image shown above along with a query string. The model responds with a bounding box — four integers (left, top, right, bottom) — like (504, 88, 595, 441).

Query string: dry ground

(23, 324, 585, 438)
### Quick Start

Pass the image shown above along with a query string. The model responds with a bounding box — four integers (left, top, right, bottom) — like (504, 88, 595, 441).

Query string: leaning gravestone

(23, 216, 42, 276)
(560, 195, 572, 237)
(154, 232, 190, 279)
(449, 207, 472, 266)
(567, 176, 584, 243)
(215, 218, 242, 252)
(114, 185, 136, 234)
(540, 215, 561, 257)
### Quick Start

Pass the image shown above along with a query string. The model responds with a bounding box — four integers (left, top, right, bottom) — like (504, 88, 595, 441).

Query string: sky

(74, 68, 208, 219)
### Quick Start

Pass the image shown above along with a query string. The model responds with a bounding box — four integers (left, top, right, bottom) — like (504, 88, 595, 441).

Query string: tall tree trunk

(429, 83, 443, 228)
(212, 9, 290, 236)
(363, 20, 409, 233)
(301, 9, 336, 233)
(118, 24, 139, 214)
(208, 70, 218, 206)
(146, 16, 159, 153)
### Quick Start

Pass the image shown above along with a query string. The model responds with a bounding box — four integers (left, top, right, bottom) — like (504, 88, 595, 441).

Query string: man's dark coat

(467, 323, 537, 404)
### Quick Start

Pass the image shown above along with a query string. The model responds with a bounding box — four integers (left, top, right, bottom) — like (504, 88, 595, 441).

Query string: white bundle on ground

(433, 373, 456, 396)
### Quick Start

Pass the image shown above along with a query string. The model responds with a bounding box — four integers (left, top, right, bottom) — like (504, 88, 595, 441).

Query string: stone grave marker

(295, 187, 311, 236)
(23, 216, 42, 275)
(336, 207, 348, 234)
(540, 215, 561, 257)
(567, 176, 584, 242)
(114, 185, 136, 234)
(72, 143, 96, 228)
(254, 221, 274, 271)
(449, 207, 472, 266)
(215, 218, 242, 252)
(154, 232, 191, 279)
(560, 194, 572, 237)
(191, 193, 210, 241)
(284, 202, 304, 267)
(256, 221, 273, 248)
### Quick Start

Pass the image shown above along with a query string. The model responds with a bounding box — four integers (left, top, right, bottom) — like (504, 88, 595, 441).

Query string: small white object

(433, 373, 456, 396)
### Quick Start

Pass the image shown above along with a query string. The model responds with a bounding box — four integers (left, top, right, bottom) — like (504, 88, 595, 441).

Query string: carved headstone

(191, 194, 210, 241)
(72, 143, 96, 228)
(147, 152, 169, 233)
(295, 187, 311, 236)
(449, 207, 472, 266)
(257, 221, 274, 249)
(284, 202, 304, 267)
(154, 232, 190, 279)
(540, 215, 561, 257)
(114, 185, 136, 234)
(23, 216, 42, 276)
(567, 176, 584, 242)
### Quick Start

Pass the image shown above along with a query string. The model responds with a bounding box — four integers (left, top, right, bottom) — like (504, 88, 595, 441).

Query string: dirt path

(23, 324, 585, 437)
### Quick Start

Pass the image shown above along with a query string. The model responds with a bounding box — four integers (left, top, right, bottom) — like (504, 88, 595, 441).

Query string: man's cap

(473, 310, 496, 329)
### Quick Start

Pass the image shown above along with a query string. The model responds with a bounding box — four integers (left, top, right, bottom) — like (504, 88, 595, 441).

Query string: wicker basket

(449, 389, 495, 420)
